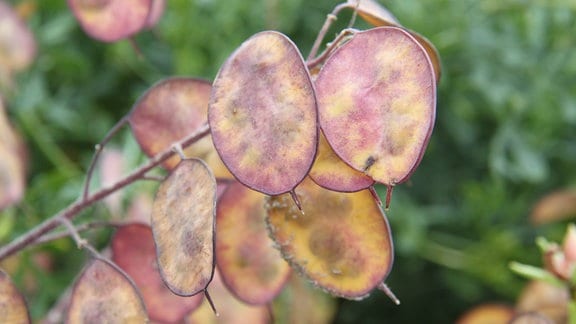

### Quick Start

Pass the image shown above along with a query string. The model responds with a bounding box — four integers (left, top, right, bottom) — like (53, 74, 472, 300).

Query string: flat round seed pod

(144, 0, 165, 28)
(309, 131, 374, 192)
(347, 0, 400, 27)
(66, 259, 148, 323)
(0, 100, 26, 210)
(0, 269, 30, 324)
(272, 273, 337, 324)
(456, 304, 514, 324)
(112, 223, 203, 323)
(151, 159, 217, 296)
(216, 181, 291, 305)
(265, 177, 394, 299)
(209, 31, 318, 195)
(316, 27, 436, 187)
(346, 0, 441, 82)
(129, 77, 232, 179)
(67, 0, 152, 42)
(0, 1, 36, 72)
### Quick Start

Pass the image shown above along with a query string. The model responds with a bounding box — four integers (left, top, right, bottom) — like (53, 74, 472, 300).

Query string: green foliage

(1, 0, 576, 322)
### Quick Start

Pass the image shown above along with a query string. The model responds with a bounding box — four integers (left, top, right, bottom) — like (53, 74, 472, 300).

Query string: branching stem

(83, 116, 129, 201)
(31, 220, 126, 246)
(306, 28, 357, 71)
(307, 3, 348, 61)
(0, 123, 210, 261)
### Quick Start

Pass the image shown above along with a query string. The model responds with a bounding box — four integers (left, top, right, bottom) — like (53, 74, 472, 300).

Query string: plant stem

(83, 116, 129, 200)
(0, 124, 210, 261)
(31, 220, 126, 246)
(306, 28, 357, 71)
(307, 3, 347, 61)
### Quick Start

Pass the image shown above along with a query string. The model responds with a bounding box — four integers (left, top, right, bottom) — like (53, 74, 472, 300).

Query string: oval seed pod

(67, 0, 152, 42)
(309, 130, 374, 192)
(67, 259, 148, 323)
(129, 77, 232, 179)
(0, 1, 36, 72)
(209, 31, 318, 195)
(216, 181, 291, 305)
(266, 177, 394, 299)
(346, 0, 441, 82)
(151, 159, 217, 296)
(272, 273, 337, 324)
(112, 223, 203, 323)
(0, 269, 30, 323)
(316, 27, 436, 187)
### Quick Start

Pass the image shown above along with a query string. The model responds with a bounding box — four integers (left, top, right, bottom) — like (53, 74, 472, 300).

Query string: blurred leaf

(509, 262, 562, 287)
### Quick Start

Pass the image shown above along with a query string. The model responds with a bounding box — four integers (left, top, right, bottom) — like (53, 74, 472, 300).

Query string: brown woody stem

(0, 124, 210, 261)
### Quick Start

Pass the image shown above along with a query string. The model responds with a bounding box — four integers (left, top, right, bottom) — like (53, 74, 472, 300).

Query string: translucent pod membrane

(309, 130, 374, 192)
(209, 31, 318, 195)
(216, 181, 291, 305)
(316, 26, 436, 187)
(112, 223, 203, 323)
(67, 259, 148, 323)
(129, 77, 232, 179)
(266, 177, 394, 299)
(346, 0, 441, 82)
(151, 159, 217, 296)
(272, 273, 337, 324)
(0, 269, 30, 323)
(67, 0, 152, 42)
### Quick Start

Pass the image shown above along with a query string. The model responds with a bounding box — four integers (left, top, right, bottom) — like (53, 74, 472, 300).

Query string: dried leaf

(151, 159, 217, 296)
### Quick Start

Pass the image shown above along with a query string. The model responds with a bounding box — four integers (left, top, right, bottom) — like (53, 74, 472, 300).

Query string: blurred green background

(1, 0, 576, 322)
